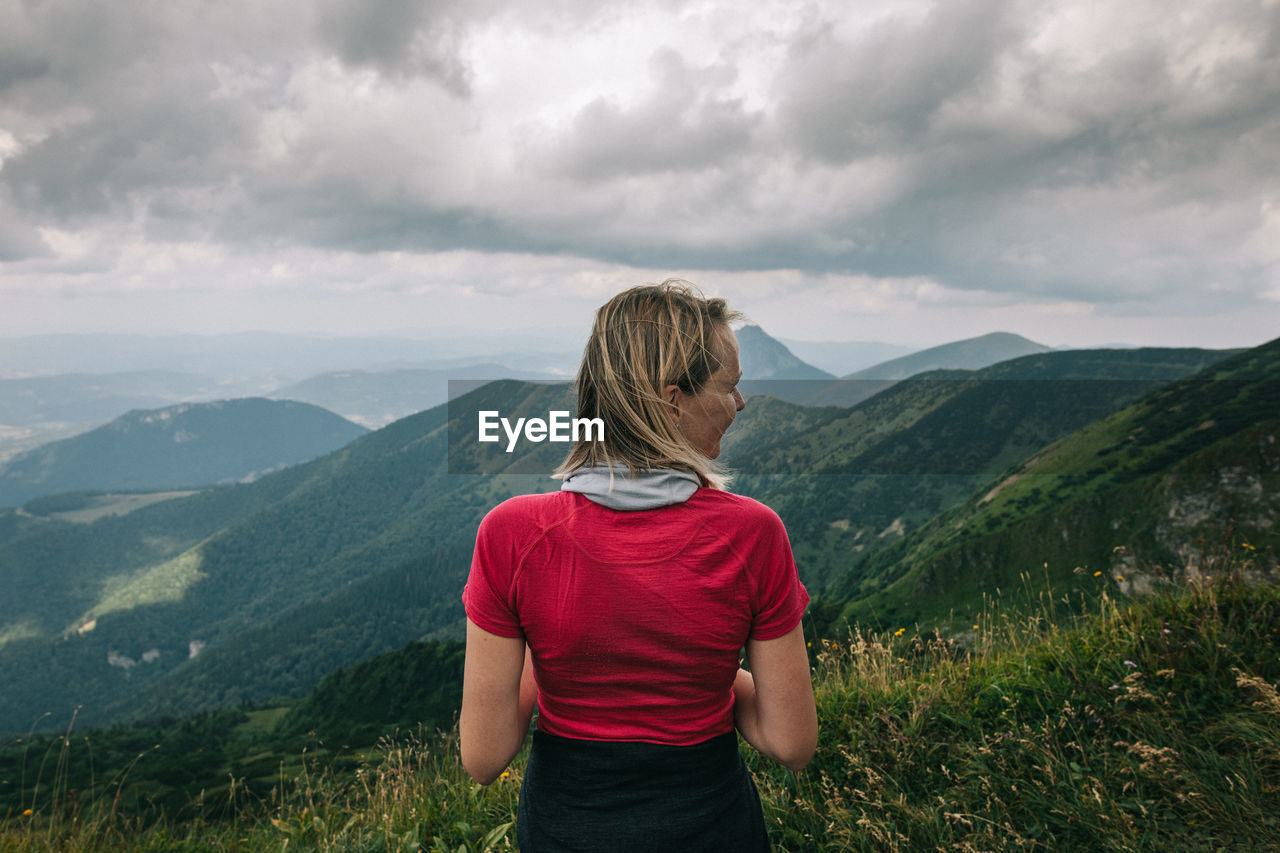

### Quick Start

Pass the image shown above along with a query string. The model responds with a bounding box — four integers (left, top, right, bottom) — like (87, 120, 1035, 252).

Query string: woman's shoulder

(478, 490, 577, 535)
(688, 489, 786, 529)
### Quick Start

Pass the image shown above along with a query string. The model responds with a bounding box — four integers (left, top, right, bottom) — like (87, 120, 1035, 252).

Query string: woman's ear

(663, 384, 682, 422)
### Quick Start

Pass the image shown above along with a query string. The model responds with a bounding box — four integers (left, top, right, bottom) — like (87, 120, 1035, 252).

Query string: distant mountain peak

(735, 325, 835, 381)
(842, 331, 1053, 381)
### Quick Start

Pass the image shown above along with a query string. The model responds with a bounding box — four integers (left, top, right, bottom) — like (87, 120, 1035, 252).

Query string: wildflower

(22, 809, 32, 817)
(1123, 660, 1137, 668)
(972, 624, 980, 630)
(1243, 542, 1256, 551)
(1116, 575, 1125, 581)
(894, 628, 906, 637)
(501, 771, 511, 780)
(1109, 684, 1120, 691)
(1162, 628, 1172, 635)
(1093, 571, 1103, 577)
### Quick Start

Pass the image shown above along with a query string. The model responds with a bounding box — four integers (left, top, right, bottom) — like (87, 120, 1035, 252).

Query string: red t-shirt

(462, 488, 809, 745)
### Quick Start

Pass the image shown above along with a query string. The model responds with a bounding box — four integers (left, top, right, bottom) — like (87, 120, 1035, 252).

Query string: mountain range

(0, 333, 578, 464)
(1, 328, 1269, 733)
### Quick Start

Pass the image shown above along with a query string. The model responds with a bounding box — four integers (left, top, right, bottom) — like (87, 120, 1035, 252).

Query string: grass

(752, 547, 1280, 851)
(3, 549, 1278, 852)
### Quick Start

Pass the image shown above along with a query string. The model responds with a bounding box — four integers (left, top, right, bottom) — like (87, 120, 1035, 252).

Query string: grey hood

(560, 464, 701, 511)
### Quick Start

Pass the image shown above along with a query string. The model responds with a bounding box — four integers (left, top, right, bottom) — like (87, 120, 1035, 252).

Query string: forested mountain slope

(0, 398, 367, 508)
(818, 336, 1280, 632)
(731, 346, 1236, 589)
(0, 387, 559, 731)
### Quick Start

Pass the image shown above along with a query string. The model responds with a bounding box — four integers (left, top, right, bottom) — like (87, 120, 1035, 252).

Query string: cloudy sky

(1, 0, 1278, 350)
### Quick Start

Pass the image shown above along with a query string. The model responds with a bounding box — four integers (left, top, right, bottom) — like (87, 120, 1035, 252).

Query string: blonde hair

(554, 279, 742, 489)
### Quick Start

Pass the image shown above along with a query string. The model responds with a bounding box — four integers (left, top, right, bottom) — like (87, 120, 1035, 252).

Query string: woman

(460, 281, 817, 851)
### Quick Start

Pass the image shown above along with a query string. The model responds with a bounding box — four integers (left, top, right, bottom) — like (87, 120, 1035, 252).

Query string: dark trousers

(516, 729, 772, 852)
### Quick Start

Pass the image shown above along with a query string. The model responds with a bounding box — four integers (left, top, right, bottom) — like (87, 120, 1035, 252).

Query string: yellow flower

(972, 624, 980, 630)
(22, 809, 32, 817)
(500, 771, 511, 780)
(1093, 571, 1103, 577)
(894, 628, 906, 636)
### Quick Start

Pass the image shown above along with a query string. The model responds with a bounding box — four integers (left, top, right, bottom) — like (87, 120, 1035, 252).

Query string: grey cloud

(213, 183, 524, 256)
(0, 200, 50, 262)
(738, 0, 1280, 304)
(0, 0, 473, 238)
(0, 0, 264, 226)
(536, 48, 761, 180)
(775, 0, 1020, 161)
(0, 1, 169, 96)
(0, 52, 50, 93)
(315, 0, 475, 94)
(3, 67, 256, 225)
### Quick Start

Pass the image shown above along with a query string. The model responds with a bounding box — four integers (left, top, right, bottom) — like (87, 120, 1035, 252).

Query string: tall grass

(751, 544, 1280, 851)
(1, 708, 160, 853)
(4, 545, 1277, 851)
(3, 729, 520, 852)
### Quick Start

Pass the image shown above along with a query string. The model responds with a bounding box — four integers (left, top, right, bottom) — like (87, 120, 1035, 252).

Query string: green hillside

(734, 347, 1235, 589)
(823, 337, 1280, 632)
(0, 639, 466, 821)
(0, 398, 368, 509)
(0, 385, 568, 731)
(274, 639, 464, 746)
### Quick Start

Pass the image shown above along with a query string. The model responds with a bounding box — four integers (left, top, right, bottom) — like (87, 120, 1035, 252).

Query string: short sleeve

(747, 507, 810, 641)
(462, 504, 525, 639)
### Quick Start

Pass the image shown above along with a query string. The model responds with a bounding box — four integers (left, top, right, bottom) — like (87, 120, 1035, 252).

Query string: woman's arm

(733, 624, 817, 772)
(460, 618, 537, 784)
